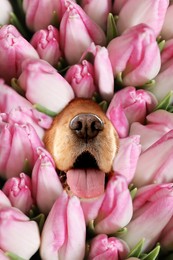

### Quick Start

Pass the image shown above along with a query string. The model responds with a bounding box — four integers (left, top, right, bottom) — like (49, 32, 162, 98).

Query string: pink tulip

(161, 39, 173, 66)
(59, 0, 106, 64)
(133, 130, 173, 187)
(88, 234, 129, 260)
(23, 0, 68, 31)
(65, 60, 97, 98)
(81, 0, 112, 31)
(130, 109, 173, 152)
(0, 0, 13, 25)
(32, 147, 63, 215)
(18, 58, 74, 114)
(0, 25, 39, 84)
(2, 173, 34, 214)
(112, 0, 128, 14)
(94, 45, 114, 101)
(30, 25, 62, 66)
(40, 192, 86, 260)
(161, 5, 173, 40)
(122, 183, 173, 252)
(117, 0, 169, 37)
(0, 123, 43, 179)
(1, 106, 53, 139)
(94, 175, 133, 234)
(159, 216, 173, 252)
(107, 24, 161, 86)
(0, 80, 32, 113)
(106, 86, 157, 138)
(0, 207, 40, 259)
(0, 190, 11, 209)
(113, 135, 141, 184)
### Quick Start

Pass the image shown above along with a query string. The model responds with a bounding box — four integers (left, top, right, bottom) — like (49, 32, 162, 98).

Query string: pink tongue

(66, 169, 105, 198)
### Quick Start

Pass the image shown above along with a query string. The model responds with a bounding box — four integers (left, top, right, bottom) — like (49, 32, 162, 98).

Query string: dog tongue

(66, 169, 105, 198)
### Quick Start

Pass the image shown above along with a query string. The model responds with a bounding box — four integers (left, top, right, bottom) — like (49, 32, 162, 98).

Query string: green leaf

(113, 227, 128, 237)
(115, 72, 123, 84)
(107, 13, 118, 43)
(143, 79, 156, 89)
(11, 78, 25, 96)
(10, 12, 28, 39)
(127, 238, 145, 258)
(141, 244, 160, 260)
(33, 104, 58, 117)
(31, 213, 45, 233)
(130, 187, 138, 200)
(5, 252, 25, 260)
(154, 91, 173, 111)
(99, 100, 108, 112)
(87, 220, 96, 239)
(158, 40, 165, 52)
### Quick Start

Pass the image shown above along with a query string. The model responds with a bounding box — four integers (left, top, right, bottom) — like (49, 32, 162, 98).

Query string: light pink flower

(18, 58, 74, 114)
(40, 192, 86, 260)
(0, 0, 13, 25)
(0, 25, 39, 83)
(161, 5, 173, 40)
(107, 24, 161, 86)
(112, 0, 128, 14)
(0, 190, 11, 209)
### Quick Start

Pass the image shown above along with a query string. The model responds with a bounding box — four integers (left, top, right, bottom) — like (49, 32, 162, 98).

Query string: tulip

(32, 147, 63, 215)
(107, 86, 157, 138)
(132, 130, 173, 187)
(0, 79, 32, 113)
(40, 192, 86, 260)
(2, 173, 34, 214)
(59, 0, 106, 64)
(159, 216, 173, 252)
(161, 5, 173, 40)
(0, 123, 43, 179)
(117, 0, 169, 37)
(107, 24, 161, 87)
(30, 25, 62, 66)
(0, 190, 11, 209)
(1, 106, 53, 139)
(112, 0, 128, 14)
(161, 39, 173, 66)
(130, 109, 173, 152)
(0, 25, 39, 84)
(0, 0, 13, 25)
(80, 0, 112, 31)
(23, 0, 68, 31)
(18, 58, 74, 114)
(113, 135, 141, 184)
(0, 206, 40, 259)
(65, 60, 97, 98)
(88, 234, 129, 260)
(122, 183, 173, 252)
(94, 45, 114, 101)
(94, 175, 133, 234)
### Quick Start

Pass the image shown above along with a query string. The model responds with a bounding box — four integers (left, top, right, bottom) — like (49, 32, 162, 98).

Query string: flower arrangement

(0, 0, 173, 259)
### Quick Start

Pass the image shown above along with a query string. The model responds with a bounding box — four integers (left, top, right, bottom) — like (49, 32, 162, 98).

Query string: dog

(44, 98, 119, 199)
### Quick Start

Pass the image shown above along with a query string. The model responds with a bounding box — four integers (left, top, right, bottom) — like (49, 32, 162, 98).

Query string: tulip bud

(40, 192, 86, 260)
(81, 0, 112, 31)
(1, 106, 53, 139)
(0, 207, 40, 259)
(60, 0, 106, 64)
(0, 0, 13, 25)
(65, 60, 97, 98)
(23, 0, 68, 31)
(18, 58, 74, 114)
(122, 183, 173, 252)
(0, 190, 11, 209)
(107, 24, 161, 86)
(94, 175, 133, 234)
(0, 25, 39, 84)
(2, 173, 34, 214)
(161, 5, 173, 40)
(133, 130, 173, 187)
(0, 123, 43, 179)
(113, 135, 141, 184)
(106, 86, 157, 137)
(88, 234, 129, 260)
(117, 0, 169, 37)
(32, 147, 63, 215)
(30, 25, 62, 66)
(130, 109, 173, 152)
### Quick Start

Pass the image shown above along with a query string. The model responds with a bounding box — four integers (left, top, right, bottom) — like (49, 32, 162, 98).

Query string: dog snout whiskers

(69, 113, 104, 141)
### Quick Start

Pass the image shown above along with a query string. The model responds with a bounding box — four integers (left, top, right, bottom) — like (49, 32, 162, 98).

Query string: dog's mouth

(59, 152, 106, 199)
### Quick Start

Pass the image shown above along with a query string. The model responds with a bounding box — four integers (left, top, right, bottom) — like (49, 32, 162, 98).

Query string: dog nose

(69, 113, 104, 140)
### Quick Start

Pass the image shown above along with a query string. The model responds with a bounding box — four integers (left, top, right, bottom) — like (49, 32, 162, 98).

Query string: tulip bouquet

(1, 0, 173, 259)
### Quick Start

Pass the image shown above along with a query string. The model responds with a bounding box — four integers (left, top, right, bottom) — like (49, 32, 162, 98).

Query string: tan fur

(43, 98, 119, 173)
